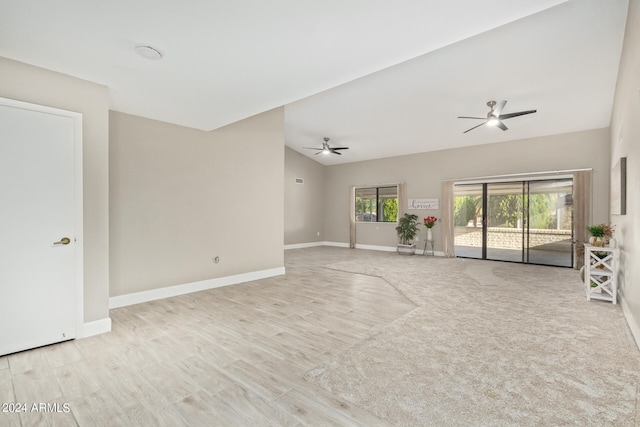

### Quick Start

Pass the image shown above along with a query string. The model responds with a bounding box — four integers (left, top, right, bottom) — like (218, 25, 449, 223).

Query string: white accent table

(584, 244, 618, 304)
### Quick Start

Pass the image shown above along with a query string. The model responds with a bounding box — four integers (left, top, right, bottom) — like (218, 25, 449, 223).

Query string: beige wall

(284, 147, 326, 245)
(0, 57, 110, 324)
(110, 109, 284, 297)
(322, 128, 610, 249)
(610, 0, 640, 346)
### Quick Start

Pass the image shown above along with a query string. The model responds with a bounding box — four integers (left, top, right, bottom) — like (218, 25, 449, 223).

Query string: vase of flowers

(424, 216, 438, 241)
(586, 223, 615, 247)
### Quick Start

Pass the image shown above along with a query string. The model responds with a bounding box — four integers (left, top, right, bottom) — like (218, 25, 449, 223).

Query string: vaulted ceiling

(0, 0, 628, 165)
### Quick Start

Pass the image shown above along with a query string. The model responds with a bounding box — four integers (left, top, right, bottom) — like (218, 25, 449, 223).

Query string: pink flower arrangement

(424, 216, 438, 228)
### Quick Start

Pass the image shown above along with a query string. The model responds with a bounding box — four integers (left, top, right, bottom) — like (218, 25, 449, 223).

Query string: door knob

(53, 237, 71, 245)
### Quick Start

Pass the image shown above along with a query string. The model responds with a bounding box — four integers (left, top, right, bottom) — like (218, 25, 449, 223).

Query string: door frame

(454, 175, 574, 268)
(1, 97, 84, 336)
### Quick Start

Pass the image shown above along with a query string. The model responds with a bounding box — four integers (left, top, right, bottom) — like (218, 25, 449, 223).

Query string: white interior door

(0, 98, 81, 356)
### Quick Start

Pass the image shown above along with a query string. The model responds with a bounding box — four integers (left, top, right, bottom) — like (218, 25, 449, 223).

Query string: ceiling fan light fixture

(487, 116, 500, 126)
(134, 44, 164, 60)
(459, 100, 537, 134)
(303, 136, 349, 156)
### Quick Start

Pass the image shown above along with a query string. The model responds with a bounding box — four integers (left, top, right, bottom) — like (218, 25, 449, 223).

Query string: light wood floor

(1, 247, 416, 426)
(4, 247, 637, 426)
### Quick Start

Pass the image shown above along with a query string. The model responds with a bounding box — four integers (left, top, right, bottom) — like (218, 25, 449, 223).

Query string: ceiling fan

(458, 100, 537, 133)
(304, 137, 349, 155)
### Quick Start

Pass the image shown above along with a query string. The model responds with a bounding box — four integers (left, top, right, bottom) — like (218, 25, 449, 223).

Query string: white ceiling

(0, 0, 628, 165)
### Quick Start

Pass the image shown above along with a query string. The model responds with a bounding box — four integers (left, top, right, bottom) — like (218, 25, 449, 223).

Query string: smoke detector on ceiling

(134, 44, 163, 60)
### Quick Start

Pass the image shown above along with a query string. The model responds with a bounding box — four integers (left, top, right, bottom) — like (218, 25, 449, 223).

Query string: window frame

(354, 185, 398, 223)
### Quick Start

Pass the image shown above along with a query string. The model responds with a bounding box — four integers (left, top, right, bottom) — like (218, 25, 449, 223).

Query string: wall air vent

(295, 178, 304, 184)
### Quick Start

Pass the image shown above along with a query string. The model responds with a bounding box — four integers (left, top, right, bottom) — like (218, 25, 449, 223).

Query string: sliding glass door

(452, 184, 483, 259)
(486, 182, 525, 262)
(453, 178, 573, 267)
(527, 179, 573, 267)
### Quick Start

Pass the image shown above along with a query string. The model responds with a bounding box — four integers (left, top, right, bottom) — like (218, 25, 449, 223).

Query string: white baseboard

(620, 296, 640, 351)
(286, 241, 444, 256)
(286, 240, 394, 251)
(109, 267, 286, 309)
(284, 241, 351, 249)
(354, 243, 396, 252)
(284, 241, 326, 250)
(323, 241, 350, 248)
(356, 243, 445, 256)
(81, 317, 112, 338)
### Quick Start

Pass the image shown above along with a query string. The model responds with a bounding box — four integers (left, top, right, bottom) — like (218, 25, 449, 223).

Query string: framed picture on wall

(611, 157, 626, 215)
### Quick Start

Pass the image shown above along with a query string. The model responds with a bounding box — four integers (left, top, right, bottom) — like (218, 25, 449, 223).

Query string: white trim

(73, 109, 84, 341)
(454, 174, 574, 185)
(284, 241, 326, 250)
(356, 243, 444, 256)
(450, 168, 591, 185)
(81, 317, 111, 338)
(0, 97, 84, 341)
(286, 241, 445, 256)
(620, 296, 640, 351)
(324, 241, 350, 248)
(355, 243, 397, 252)
(109, 267, 286, 309)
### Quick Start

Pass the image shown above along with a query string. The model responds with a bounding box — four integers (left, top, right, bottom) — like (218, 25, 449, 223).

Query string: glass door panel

(486, 182, 524, 262)
(453, 184, 483, 259)
(527, 179, 573, 267)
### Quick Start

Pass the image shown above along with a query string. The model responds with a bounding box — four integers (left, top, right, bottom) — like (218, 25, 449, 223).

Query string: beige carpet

(303, 254, 640, 426)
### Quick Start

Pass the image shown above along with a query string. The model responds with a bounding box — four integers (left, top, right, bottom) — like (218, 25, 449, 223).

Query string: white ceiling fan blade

(463, 122, 487, 133)
(499, 110, 537, 120)
(494, 100, 507, 115)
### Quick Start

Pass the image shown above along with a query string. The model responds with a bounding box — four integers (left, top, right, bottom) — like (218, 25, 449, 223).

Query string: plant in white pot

(396, 213, 420, 255)
(586, 223, 615, 247)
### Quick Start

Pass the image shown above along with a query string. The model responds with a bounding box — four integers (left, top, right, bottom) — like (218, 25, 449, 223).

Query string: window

(355, 186, 398, 222)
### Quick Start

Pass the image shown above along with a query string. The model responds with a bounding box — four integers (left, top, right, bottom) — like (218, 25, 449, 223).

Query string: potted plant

(396, 213, 420, 255)
(586, 223, 615, 247)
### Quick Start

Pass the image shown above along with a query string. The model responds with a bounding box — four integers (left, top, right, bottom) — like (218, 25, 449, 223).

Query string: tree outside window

(355, 186, 398, 222)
